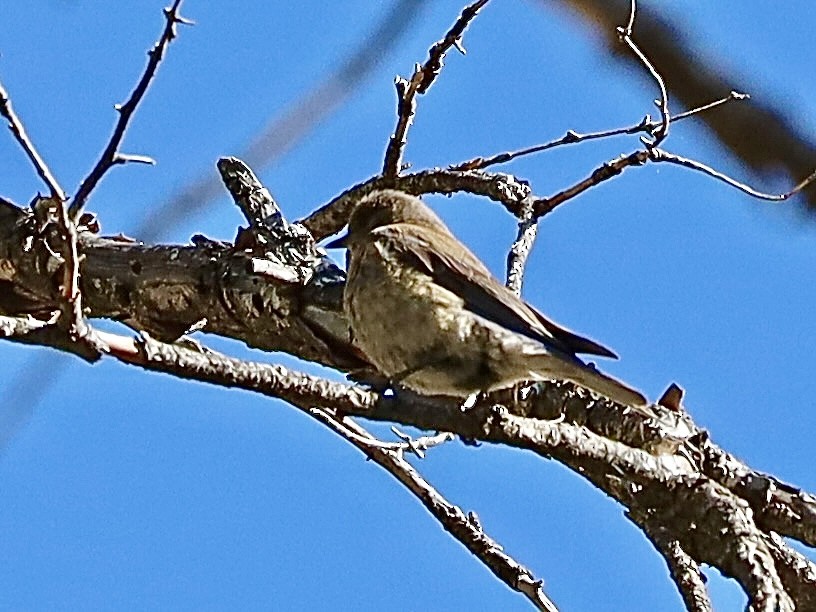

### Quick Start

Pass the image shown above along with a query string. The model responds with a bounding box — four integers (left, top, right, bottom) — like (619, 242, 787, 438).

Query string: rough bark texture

(4, 1, 816, 608)
(0, 195, 362, 371)
(3, 177, 814, 609)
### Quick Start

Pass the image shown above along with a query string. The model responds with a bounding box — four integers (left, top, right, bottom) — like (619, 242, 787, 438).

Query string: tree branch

(310, 408, 559, 611)
(549, 0, 816, 212)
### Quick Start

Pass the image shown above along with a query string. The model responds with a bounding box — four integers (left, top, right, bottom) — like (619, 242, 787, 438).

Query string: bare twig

(388, 426, 454, 458)
(617, 0, 670, 147)
(309, 409, 451, 458)
(451, 122, 651, 172)
(135, 0, 428, 239)
(68, 0, 190, 218)
(673, 90, 749, 121)
(541, 0, 816, 213)
(115, 153, 157, 166)
(0, 81, 66, 201)
(451, 91, 749, 172)
(531, 140, 816, 220)
(650, 149, 816, 201)
(382, 0, 490, 179)
(533, 150, 649, 218)
(531, 143, 816, 221)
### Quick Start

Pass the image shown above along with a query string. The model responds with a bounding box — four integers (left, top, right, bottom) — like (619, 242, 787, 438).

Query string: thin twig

(527, 125, 816, 219)
(650, 148, 816, 201)
(389, 426, 454, 459)
(530, 142, 816, 221)
(0, 81, 66, 201)
(382, 0, 490, 179)
(673, 90, 749, 121)
(537, 0, 816, 214)
(451, 121, 651, 172)
(617, 0, 670, 147)
(533, 150, 650, 219)
(309, 409, 452, 459)
(526, 126, 816, 220)
(451, 91, 750, 172)
(68, 0, 190, 218)
(623, 0, 636, 33)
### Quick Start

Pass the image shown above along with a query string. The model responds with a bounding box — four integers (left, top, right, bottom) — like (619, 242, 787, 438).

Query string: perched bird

(328, 190, 646, 406)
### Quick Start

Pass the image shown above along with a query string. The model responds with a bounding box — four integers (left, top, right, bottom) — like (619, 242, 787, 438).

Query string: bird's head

(327, 190, 447, 249)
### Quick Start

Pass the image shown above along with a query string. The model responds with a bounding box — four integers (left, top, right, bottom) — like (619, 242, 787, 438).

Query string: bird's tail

(531, 357, 647, 406)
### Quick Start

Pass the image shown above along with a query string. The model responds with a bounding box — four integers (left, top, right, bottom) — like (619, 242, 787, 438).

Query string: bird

(327, 189, 647, 407)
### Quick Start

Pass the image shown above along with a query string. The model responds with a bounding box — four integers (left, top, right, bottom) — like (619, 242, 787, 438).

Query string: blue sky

(1, 1, 815, 610)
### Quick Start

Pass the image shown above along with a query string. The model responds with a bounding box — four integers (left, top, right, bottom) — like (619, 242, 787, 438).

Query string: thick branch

(0, 198, 362, 371)
(80, 331, 810, 608)
(3, 195, 815, 605)
(631, 511, 713, 612)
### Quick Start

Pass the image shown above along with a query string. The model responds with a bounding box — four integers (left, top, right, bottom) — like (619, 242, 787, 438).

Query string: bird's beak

(325, 232, 349, 249)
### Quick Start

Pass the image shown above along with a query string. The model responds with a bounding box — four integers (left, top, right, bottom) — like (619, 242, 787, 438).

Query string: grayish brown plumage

(329, 190, 647, 406)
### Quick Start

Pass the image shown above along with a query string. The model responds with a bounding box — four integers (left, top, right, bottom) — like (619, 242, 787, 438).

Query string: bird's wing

(374, 224, 617, 359)
(529, 305, 618, 359)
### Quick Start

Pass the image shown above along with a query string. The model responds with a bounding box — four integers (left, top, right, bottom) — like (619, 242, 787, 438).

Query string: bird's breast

(345, 240, 473, 377)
